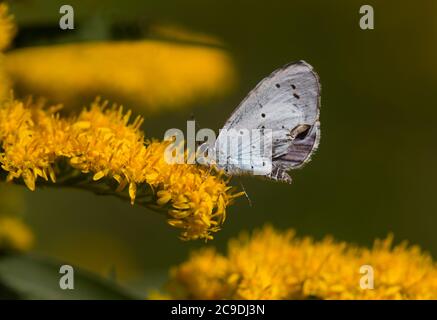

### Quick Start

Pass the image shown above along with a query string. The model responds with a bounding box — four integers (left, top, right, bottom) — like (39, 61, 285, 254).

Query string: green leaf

(0, 254, 136, 299)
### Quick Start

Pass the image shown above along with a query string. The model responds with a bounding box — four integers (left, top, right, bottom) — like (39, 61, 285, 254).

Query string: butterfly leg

(268, 165, 292, 183)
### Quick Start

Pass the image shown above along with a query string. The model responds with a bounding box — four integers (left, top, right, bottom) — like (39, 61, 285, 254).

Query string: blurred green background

(4, 0, 437, 293)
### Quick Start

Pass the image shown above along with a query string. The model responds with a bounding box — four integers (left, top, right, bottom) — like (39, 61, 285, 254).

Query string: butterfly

(201, 60, 321, 183)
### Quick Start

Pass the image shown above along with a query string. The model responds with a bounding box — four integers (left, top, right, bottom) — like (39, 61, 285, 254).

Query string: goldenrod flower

(0, 97, 241, 240)
(0, 216, 34, 253)
(164, 226, 437, 299)
(4, 40, 237, 112)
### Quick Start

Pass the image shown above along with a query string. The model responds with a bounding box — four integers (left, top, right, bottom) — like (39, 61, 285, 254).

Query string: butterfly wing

(216, 60, 321, 182)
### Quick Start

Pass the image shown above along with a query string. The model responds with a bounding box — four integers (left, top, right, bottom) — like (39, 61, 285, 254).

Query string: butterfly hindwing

(215, 60, 321, 181)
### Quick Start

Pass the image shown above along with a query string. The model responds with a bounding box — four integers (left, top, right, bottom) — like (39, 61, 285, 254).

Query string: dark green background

(6, 0, 437, 292)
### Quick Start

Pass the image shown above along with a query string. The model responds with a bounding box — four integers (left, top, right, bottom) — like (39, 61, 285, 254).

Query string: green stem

(0, 169, 167, 215)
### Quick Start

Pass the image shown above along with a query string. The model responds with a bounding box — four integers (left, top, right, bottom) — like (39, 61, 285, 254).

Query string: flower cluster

(4, 40, 236, 112)
(163, 226, 437, 299)
(0, 98, 242, 240)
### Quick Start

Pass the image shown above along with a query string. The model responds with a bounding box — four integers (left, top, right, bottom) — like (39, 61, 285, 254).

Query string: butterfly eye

(290, 124, 311, 140)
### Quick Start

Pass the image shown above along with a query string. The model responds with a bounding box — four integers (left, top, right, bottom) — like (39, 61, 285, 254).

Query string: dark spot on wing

(293, 93, 300, 99)
(261, 113, 266, 118)
(291, 84, 296, 89)
(275, 83, 280, 88)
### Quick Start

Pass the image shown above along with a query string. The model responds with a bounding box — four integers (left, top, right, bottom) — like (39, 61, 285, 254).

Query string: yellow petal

(48, 166, 56, 183)
(22, 170, 35, 191)
(128, 182, 137, 205)
(93, 170, 106, 181)
(73, 121, 91, 129)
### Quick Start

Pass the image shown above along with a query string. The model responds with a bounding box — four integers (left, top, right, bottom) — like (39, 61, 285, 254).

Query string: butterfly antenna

(238, 178, 252, 207)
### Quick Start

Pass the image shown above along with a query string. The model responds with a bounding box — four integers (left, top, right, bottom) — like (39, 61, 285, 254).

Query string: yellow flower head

(0, 98, 62, 190)
(0, 216, 34, 253)
(4, 40, 237, 113)
(164, 226, 437, 299)
(0, 97, 241, 240)
(167, 248, 231, 299)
